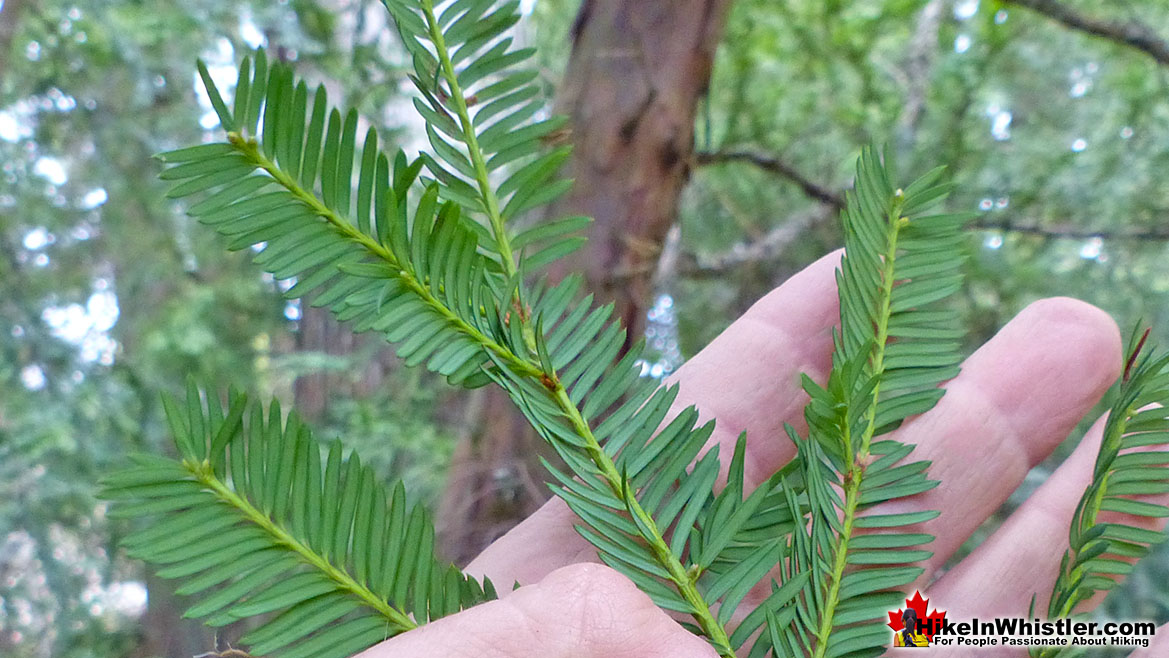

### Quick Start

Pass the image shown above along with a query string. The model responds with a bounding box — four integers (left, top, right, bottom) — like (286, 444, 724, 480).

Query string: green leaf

(106, 387, 493, 656)
(196, 59, 235, 132)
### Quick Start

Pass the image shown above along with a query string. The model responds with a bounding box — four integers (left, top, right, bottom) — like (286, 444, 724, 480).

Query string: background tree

(437, 0, 735, 564)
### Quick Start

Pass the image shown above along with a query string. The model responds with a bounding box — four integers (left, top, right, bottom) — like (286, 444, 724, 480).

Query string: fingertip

(740, 248, 842, 335)
(1019, 296, 1122, 379)
(361, 563, 718, 658)
(664, 249, 844, 488)
(963, 297, 1121, 459)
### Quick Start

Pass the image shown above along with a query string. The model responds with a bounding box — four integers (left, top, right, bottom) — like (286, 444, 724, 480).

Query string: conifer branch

(418, 0, 517, 277)
(772, 150, 961, 657)
(119, 3, 1169, 657)
(377, 4, 761, 652)
(101, 387, 493, 658)
(192, 461, 416, 632)
(1034, 328, 1169, 657)
(227, 134, 542, 380)
(549, 384, 737, 655)
(812, 194, 906, 657)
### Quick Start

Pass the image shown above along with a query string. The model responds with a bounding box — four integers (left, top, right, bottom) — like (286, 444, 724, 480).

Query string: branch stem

(191, 461, 417, 632)
(1007, 0, 1169, 67)
(231, 135, 543, 381)
(551, 385, 737, 657)
(419, 0, 517, 279)
(408, 5, 735, 651)
(812, 195, 904, 658)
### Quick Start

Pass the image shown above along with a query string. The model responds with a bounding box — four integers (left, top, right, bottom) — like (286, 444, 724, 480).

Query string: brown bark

(436, 0, 734, 563)
(130, 574, 214, 658)
(547, 0, 735, 337)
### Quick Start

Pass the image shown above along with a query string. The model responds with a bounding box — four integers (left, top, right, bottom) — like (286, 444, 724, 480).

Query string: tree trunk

(436, 0, 734, 563)
(434, 389, 547, 565)
(547, 0, 734, 337)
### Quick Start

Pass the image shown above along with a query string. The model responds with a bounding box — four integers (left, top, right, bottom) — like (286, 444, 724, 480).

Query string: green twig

(812, 193, 905, 658)
(190, 460, 417, 632)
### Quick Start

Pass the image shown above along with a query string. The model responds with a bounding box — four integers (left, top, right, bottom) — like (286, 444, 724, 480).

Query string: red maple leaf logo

(887, 591, 947, 641)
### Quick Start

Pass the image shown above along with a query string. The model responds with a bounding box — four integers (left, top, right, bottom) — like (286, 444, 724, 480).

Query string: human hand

(358, 251, 1169, 657)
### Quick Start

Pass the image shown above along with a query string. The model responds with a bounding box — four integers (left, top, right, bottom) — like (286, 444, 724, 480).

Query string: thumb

(356, 563, 719, 658)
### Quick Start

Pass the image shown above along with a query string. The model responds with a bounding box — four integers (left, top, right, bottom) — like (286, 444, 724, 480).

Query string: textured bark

(437, 0, 734, 563)
(547, 0, 734, 337)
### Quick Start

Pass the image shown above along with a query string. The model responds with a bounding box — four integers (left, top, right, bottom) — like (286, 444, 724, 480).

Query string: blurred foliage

(687, 0, 1169, 349)
(0, 0, 455, 655)
(309, 362, 459, 507)
(3, 0, 1169, 655)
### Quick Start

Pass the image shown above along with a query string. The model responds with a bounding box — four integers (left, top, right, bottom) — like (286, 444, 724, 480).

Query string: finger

(729, 298, 1120, 622)
(465, 251, 842, 585)
(667, 249, 841, 486)
(874, 297, 1121, 584)
(928, 414, 1169, 620)
(924, 417, 1108, 625)
(356, 564, 718, 658)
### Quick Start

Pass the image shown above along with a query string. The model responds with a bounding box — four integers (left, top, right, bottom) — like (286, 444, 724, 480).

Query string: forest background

(2, 0, 1169, 655)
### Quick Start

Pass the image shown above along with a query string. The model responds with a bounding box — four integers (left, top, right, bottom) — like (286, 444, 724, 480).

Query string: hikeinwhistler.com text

(923, 617, 1156, 649)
